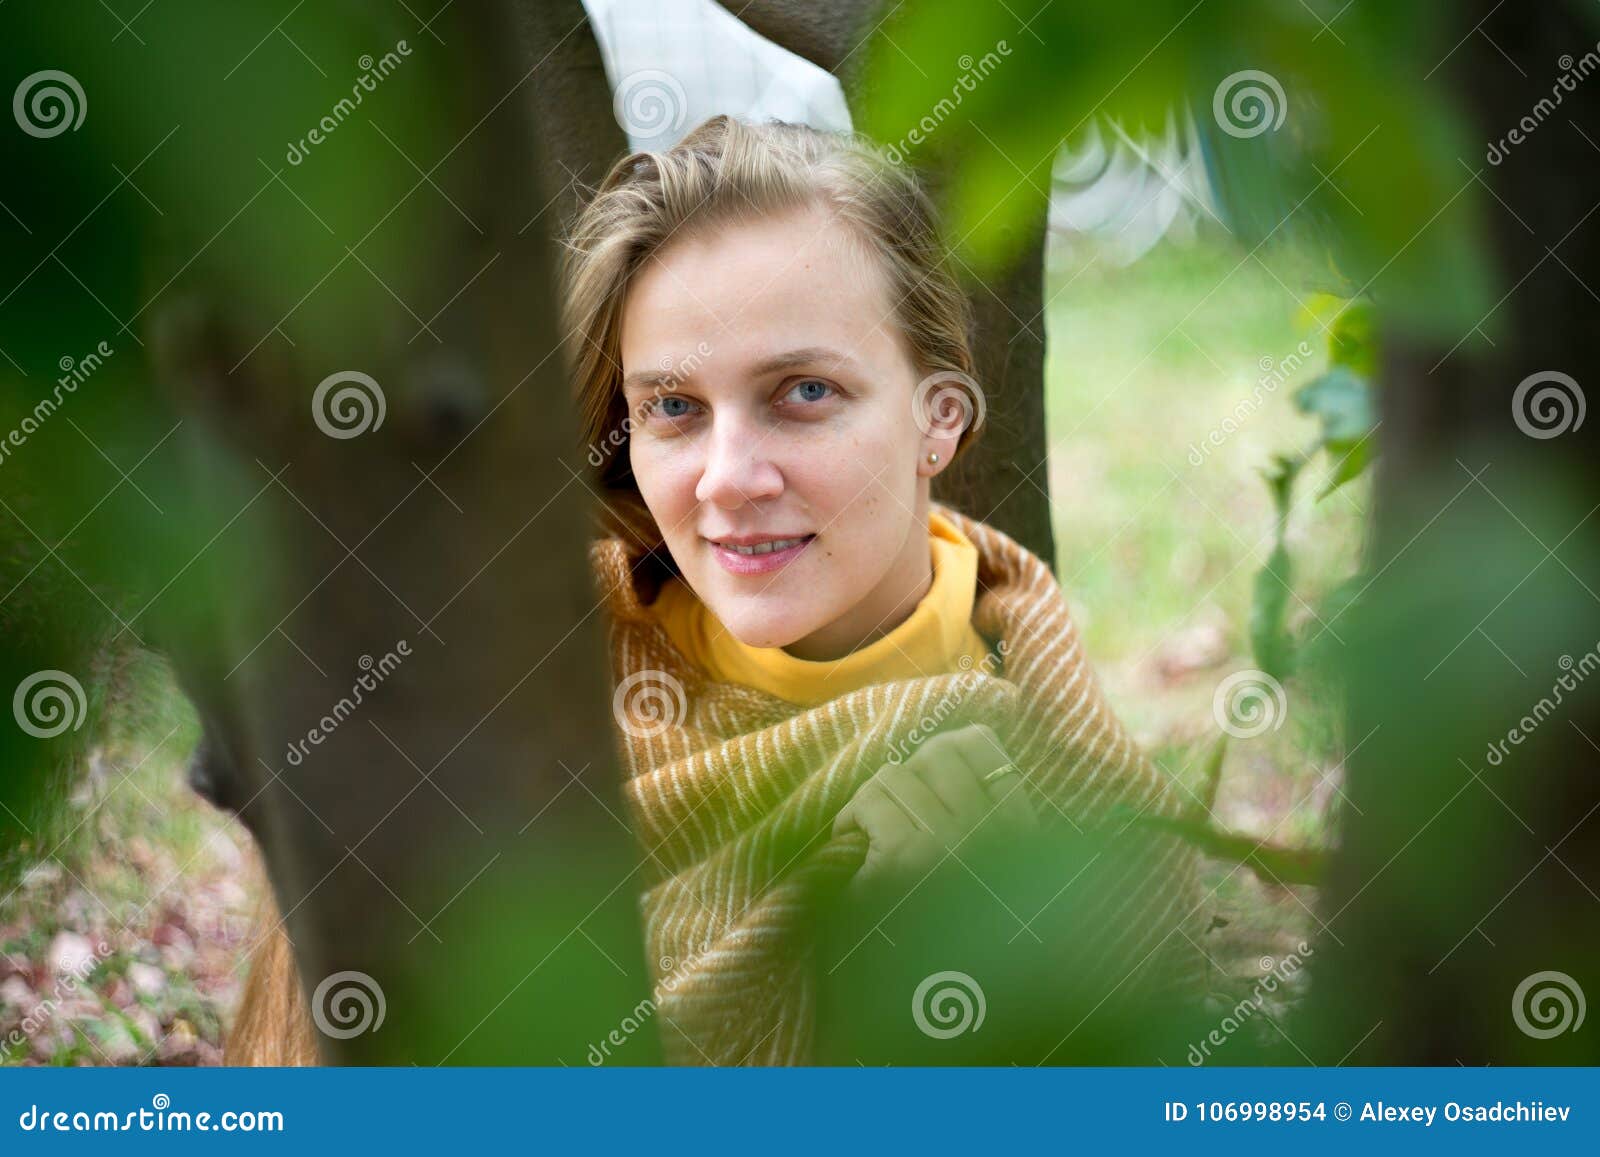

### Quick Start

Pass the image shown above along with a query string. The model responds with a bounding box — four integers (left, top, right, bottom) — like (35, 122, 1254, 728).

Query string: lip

(704, 532, 816, 576)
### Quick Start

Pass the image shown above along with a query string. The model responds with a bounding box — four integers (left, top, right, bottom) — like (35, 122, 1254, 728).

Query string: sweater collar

(593, 500, 1045, 656)
(643, 508, 990, 706)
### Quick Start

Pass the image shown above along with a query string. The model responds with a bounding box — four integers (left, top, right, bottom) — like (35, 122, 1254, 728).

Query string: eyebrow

(620, 346, 861, 392)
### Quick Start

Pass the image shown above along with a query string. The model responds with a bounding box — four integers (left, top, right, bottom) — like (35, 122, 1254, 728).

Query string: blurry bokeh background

(0, 223, 1356, 1062)
(10, 0, 1506, 1066)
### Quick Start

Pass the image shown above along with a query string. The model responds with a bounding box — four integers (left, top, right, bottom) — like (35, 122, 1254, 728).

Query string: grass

(1044, 227, 1369, 1048)
(1048, 233, 1366, 670)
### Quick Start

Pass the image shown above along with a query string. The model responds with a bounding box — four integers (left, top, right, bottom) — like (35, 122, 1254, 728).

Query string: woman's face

(619, 204, 958, 656)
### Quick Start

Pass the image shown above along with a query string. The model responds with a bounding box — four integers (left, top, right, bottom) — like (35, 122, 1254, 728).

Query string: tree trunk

(1307, 0, 1600, 1064)
(156, 1, 654, 1064)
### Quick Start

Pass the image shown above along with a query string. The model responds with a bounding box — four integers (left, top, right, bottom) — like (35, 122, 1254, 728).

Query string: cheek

(789, 432, 912, 532)
(823, 407, 920, 495)
(629, 438, 691, 514)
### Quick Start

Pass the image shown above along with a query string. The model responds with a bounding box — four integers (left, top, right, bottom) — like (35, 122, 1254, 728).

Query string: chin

(724, 619, 804, 650)
(716, 604, 816, 651)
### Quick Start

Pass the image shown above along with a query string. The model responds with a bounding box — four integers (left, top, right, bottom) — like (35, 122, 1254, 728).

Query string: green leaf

(1251, 539, 1296, 680)
(1295, 366, 1372, 444)
(1325, 298, 1378, 376)
(859, 1, 1495, 335)
(1295, 366, 1376, 494)
(1322, 438, 1374, 495)
(1250, 455, 1303, 679)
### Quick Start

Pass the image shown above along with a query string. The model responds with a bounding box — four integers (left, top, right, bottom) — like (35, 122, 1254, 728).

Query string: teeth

(721, 536, 808, 556)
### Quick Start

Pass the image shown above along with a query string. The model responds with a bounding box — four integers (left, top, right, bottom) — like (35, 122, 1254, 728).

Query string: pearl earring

(927, 452, 940, 465)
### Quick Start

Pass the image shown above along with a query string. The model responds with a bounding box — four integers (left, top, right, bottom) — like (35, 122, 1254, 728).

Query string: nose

(694, 417, 783, 509)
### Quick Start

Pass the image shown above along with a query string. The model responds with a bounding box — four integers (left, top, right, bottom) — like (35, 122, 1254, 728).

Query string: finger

(904, 725, 987, 778)
(833, 780, 915, 847)
(928, 722, 1011, 785)
(913, 753, 995, 827)
(904, 724, 1034, 836)
(874, 762, 954, 837)
(981, 767, 1040, 832)
(935, 725, 1036, 828)
(918, 722, 1002, 769)
(961, 723, 1011, 770)
(949, 722, 1021, 781)
(912, 723, 985, 765)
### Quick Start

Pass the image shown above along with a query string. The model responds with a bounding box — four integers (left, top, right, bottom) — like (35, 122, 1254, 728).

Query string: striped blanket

(593, 502, 1208, 1065)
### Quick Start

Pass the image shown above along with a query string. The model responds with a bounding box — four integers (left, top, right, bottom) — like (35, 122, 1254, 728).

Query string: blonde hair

(562, 114, 978, 550)
(225, 862, 319, 1066)
(226, 116, 977, 1065)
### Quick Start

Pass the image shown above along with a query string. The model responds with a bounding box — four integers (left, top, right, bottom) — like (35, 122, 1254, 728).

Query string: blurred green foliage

(857, 0, 1493, 338)
(0, 1, 453, 880)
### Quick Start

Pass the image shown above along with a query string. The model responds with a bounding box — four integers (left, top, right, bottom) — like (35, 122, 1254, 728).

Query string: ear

(913, 369, 984, 475)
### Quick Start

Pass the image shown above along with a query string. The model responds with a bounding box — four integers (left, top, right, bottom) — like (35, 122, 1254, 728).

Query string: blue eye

(636, 392, 700, 424)
(786, 378, 834, 404)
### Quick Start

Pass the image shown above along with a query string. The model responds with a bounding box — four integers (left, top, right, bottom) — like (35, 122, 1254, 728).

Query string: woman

(571, 114, 1206, 1065)
(228, 114, 1206, 1066)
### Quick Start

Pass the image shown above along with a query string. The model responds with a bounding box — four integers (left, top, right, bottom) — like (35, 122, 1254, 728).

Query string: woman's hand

(832, 723, 1039, 912)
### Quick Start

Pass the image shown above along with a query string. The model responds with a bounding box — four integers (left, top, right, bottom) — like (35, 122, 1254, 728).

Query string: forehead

(619, 205, 906, 374)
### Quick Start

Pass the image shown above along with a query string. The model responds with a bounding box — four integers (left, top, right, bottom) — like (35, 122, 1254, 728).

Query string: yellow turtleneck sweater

(646, 509, 993, 707)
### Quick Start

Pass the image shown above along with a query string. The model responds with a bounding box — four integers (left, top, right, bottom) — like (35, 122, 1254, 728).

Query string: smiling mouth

(708, 534, 815, 556)
(704, 533, 817, 575)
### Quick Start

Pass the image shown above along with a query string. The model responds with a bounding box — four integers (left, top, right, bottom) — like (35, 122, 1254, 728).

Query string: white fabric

(580, 0, 853, 152)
